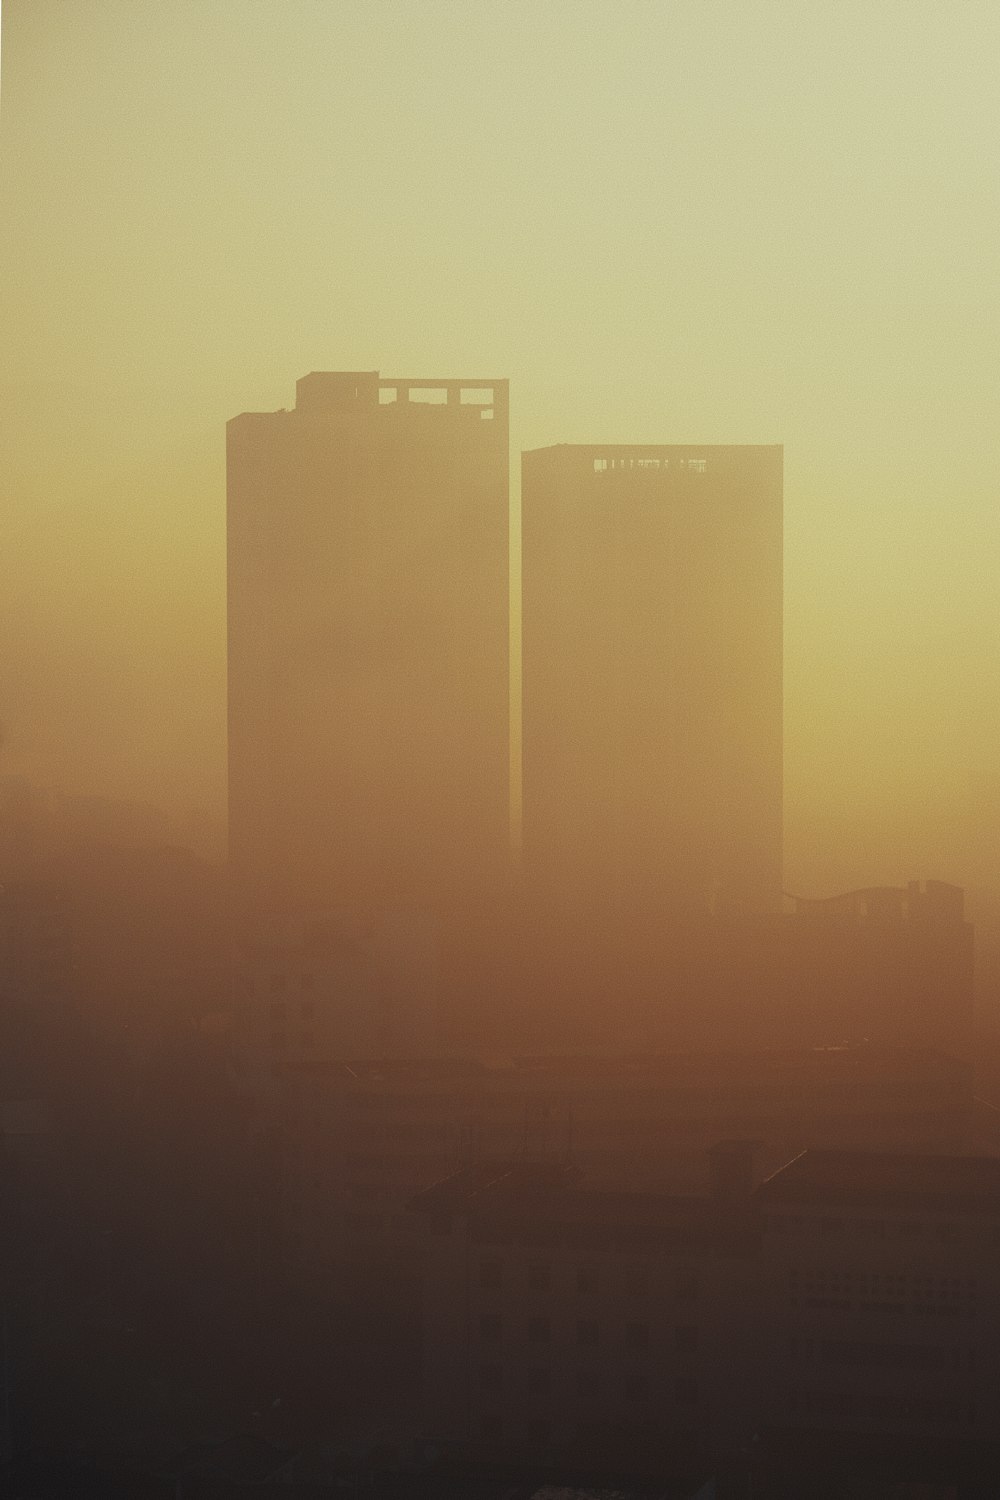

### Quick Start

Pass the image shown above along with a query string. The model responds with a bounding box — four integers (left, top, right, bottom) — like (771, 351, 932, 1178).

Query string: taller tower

(521, 443, 782, 1014)
(227, 373, 509, 1054)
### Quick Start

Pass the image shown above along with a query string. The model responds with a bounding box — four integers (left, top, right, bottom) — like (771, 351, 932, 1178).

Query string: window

(625, 1374, 650, 1402)
(480, 1414, 502, 1442)
(300, 999, 315, 1018)
(576, 1266, 599, 1295)
(526, 1418, 551, 1445)
(576, 1369, 601, 1397)
(625, 1322, 650, 1354)
(577, 1319, 599, 1348)
(676, 1325, 698, 1354)
(528, 1262, 551, 1292)
(480, 1260, 502, 1291)
(528, 1316, 550, 1344)
(479, 1364, 502, 1392)
(269, 999, 286, 1020)
(479, 1314, 502, 1343)
(676, 1377, 699, 1404)
(527, 1366, 550, 1392)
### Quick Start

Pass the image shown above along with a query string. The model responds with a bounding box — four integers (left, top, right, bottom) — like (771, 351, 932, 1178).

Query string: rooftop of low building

(758, 1147, 1000, 1213)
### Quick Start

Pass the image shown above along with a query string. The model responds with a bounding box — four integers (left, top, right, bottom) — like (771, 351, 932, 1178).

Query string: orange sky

(1, 1, 998, 955)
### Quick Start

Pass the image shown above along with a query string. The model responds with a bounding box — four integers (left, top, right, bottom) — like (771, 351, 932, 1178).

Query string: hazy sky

(1, 1, 998, 913)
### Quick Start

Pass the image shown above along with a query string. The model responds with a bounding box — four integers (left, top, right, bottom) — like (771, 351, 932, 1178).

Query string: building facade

(227, 372, 510, 1054)
(521, 443, 783, 921)
(415, 1146, 1000, 1485)
(272, 1046, 972, 1288)
(520, 443, 783, 1020)
(757, 1148, 1000, 1452)
(413, 1156, 758, 1476)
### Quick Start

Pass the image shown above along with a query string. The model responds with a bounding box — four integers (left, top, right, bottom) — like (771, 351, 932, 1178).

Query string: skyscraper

(521, 443, 782, 1016)
(227, 372, 509, 1055)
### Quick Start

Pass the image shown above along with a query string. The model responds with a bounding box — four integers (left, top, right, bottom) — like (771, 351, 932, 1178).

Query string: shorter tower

(521, 443, 783, 1017)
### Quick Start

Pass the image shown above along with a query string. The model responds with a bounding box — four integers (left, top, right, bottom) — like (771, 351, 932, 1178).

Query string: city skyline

(2, 5, 999, 1490)
(2, 3, 997, 949)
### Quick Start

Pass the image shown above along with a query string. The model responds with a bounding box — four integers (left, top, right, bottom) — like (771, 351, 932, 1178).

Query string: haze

(2, 0, 998, 951)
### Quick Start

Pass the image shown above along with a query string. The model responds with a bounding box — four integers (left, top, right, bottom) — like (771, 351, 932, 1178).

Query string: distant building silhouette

(227, 373, 510, 1058)
(520, 443, 783, 1021)
(0, 882, 73, 1020)
(780, 880, 975, 1051)
(680, 879, 977, 1054)
(273, 1045, 972, 1292)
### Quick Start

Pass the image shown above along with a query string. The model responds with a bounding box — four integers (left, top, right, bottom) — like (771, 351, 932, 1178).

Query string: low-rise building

(272, 1047, 973, 1285)
(413, 1146, 1000, 1486)
(756, 1148, 1000, 1444)
(412, 1147, 759, 1475)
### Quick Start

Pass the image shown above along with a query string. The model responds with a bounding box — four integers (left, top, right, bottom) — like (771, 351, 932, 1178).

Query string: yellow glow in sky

(1, 1, 998, 926)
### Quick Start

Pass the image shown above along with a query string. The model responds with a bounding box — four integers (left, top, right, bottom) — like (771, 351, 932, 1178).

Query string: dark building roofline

(758, 1147, 1000, 1213)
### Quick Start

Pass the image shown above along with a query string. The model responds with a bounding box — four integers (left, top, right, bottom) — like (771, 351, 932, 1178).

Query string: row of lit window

(592, 457, 708, 474)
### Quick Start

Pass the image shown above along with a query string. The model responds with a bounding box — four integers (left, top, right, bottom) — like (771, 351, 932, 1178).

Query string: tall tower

(227, 373, 509, 1057)
(521, 443, 782, 1018)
